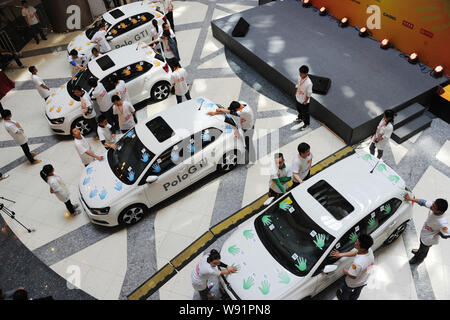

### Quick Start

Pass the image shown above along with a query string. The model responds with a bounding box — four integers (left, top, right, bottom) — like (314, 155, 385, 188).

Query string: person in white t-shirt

(112, 95, 136, 133)
(68, 49, 88, 76)
(191, 249, 238, 300)
(91, 47, 102, 60)
(110, 75, 131, 103)
(269, 153, 292, 199)
(405, 194, 449, 264)
(40, 164, 81, 216)
(88, 78, 118, 132)
(97, 115, 117, 150)
(291, 142, 313, 187)
(170, 62, 191, 104)
(21, 0, 47, 44)
(295, 65, 313, 130)
(72, 128, 104, 167)
(370, 109, 395, 159)
(92, 24, 111, 54)
(1, 109, 41, 165)
(28, 66, 50, 100)
(73, 86, 98, 137)
(330, 234, 374, 300)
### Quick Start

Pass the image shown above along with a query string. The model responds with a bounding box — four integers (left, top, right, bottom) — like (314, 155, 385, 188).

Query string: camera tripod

(0, 196, 34, 233)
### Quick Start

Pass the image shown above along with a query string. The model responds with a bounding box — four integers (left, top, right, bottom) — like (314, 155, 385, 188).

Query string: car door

(371, 198, 404, 250)
(107, 18, 133, 49)
(128, 13, 154, 43)
(120, 61, 153, 103)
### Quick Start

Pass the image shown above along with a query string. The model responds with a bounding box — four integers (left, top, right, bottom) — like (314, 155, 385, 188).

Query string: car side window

(108, 19, 131, 38)
(120, 61, 153, 83)
(335, 223, 362, 256)
(192, 128, 222, 152)
(108, 13, 154, 38)
(377, 198, 402, 225)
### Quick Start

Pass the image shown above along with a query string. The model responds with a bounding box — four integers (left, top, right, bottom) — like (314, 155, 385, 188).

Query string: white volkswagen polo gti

(45, 44, 171, 135)
(67, 1, 166, 61)
(78, 97, 246, 226)
(219, 151, 413, 300)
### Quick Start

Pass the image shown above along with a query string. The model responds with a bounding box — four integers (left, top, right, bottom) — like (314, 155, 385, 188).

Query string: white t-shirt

(162, 0, 173, 12)
(47, 175, 70, 203)
(92, 30, 111, 53)
(269, 163, 292, 194)
(114, 80, 131, 103)
(80, 93, 96, 119)
(295, 76, 313, 104)
(32, 74, 50, 99)
(113, 101, 136, 130)
(162, 38, 175, 59)
(345, 248, 374, 288)
(170, 68, 188, 96)
(236, 101, 255, 131)
(22, 6, 38, 25)
(74, 135, 94, 165)
(191, 255, 221, 291)
(291, 153, 313, 181)
(97, 124, 115, 145)
(91, 82, 111, 112)
(420, 201, 450, 246)
(372, 119, 393, 150)
(4, 120, 27, 145)
(69, 55, 88, 75)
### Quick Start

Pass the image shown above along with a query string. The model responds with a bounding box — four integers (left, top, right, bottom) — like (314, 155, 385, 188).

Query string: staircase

(391, 103, 432, 144)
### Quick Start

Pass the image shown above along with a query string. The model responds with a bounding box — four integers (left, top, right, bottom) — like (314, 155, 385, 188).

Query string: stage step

(392, 114, 432, 144)
(394, 103, 426, 129)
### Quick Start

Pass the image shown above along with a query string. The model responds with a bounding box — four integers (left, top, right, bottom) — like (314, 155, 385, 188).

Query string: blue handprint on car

(99, 188, 107, 200)
(201, 131, 211, 142)
(83, 177, 91, 185)
(189, 144, 195, 153)
(141, 152, 150, 163)
(89, 188, 98, 199)
(86, 167, 93, 175)
(127, 170, 135, 182)
(171, 151, 179, 162)
(225, 125, 232, 134)
(114, 181, 122, 191)
(152, 163, 161, 173)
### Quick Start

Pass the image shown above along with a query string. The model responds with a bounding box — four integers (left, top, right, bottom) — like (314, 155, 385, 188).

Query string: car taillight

(163, 63, 169, 73)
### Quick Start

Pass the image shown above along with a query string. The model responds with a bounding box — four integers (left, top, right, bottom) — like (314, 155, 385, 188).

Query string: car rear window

(96, 55, 116, 71)
(146, 116, 175, 143)
(109, 9, 125, 19)
(307, 180, 354, 220)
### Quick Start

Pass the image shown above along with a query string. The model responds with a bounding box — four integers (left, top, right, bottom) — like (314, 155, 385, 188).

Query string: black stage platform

(211, 1, 447, 144)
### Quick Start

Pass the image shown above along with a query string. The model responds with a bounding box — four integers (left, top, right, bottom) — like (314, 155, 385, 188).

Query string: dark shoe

(411, 249, 418, 255)
(336, 289, 342, 300)
(409, 257, 422, 265)
(294, 118, 303, 123)
(42, 37, 48, 41)
(299, 124, 309, 131)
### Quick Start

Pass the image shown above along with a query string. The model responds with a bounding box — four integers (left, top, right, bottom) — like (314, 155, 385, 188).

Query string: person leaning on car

(330, 234, 374, 300)
(269, 153, 291, 199)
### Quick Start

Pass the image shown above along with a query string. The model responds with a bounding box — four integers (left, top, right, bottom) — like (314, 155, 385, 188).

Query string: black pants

(369, 142, 383, 159)
(29, 23, 46, 43)
(296, 102, 310, 126)
(65, 200, 75, 214)
(166, 11, 175, 32)
(175, 90, 191, 104)
(292, 171, 311, 188)
(101, 108, 119, 133)
(0, 101, 3, 115)
(243, 127, 255, 164)
(113, 0, 127, 7)
(198, 287, 210, 300)
(411, 240, 431, 263)
(339, 281, 365, 300)
(21, 143, 35, 163)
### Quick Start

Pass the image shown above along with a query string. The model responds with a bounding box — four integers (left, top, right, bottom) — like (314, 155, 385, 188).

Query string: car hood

(45, 84, 79, 119)
(79, 157, 132, 208)
(68, 32, 96, 57)
(220, 216, 302, 300)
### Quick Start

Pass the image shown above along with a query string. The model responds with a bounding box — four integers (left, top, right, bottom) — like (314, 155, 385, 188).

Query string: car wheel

(71, 117, 92, 136)
(218, 150, 239, 173)
(151, 82, 170, 101)
(118, 204, 147, 226)
(384, 221, 408, 246)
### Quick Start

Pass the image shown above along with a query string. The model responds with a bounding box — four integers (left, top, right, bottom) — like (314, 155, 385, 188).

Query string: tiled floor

(1, 0, 449, 301)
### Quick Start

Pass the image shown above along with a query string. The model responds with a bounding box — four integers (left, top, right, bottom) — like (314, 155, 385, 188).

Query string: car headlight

(49, 117, 65, 125)
(91, 207, 110, 215)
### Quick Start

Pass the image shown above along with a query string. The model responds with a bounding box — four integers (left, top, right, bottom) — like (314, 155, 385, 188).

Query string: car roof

(289, 152, 406, 239)
(135, 97, 229, 155)
(103, 2, 163, 25)
(88, 44, 155, 78)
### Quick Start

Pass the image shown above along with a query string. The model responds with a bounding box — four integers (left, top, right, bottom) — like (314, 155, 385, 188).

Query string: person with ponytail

(370, 109, 395, 159)
(40, 164, 81, 216)
(191, 249, 238, 300)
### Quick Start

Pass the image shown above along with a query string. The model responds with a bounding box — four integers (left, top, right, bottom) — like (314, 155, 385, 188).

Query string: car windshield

(67, 68, 97, 101)
(85, 17, 108, 40)
(107, 128, 155, 185)
(255, 194, 335, 277)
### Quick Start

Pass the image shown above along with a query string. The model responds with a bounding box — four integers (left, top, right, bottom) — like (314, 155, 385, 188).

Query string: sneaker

(299, 124, 309, 131)
(31, 152, 38, 157)
(71, 210, 81, 216)
(31, 159, 42, 165)
(411, 249, 418, 255)
(73, 204, 80, 210)
(294, 118, 303, 123)
(0, 173, 10, 181)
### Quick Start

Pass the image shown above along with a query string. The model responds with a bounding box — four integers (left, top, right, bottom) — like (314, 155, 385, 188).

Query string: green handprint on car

(388, 175, 400, 184)
(278, 271, 290, 284)
(349, 232, 358, 243)
(377, 163, 387, 172)
(313, 233, 326, 250)
(262, 215, 272, 226)
(243, 229, 255, 240)
(279, 201, 292, 211)
(362, 154, 372, 161)
(243, 276, 254, 290)
(259, 280, 270, 295)
(384, 204, 391, 214)
(295, 257, 307, 271)
(228, 245, 240, 256)
(368, 217, 376, 229)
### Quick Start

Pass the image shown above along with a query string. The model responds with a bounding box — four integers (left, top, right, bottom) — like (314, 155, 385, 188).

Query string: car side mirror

(323, 265, 338, 274)
(146, 176, 158, 184)
(264, 197, 275, 206)
(106, 36, 113, 41)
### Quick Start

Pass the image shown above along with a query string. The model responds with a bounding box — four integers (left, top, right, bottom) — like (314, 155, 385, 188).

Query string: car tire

(71, 117, 92, 136)
(383, 221, 408, 246)
(217, 150, 239, 173)
(118, 204, 147, 226)
(151, 81, 171, 101)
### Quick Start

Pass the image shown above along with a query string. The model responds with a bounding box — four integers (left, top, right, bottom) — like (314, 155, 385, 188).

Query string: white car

(78, 97, 246, 226)
(219, 151, 413, 300)
(45, 44, 171, 135)
(68, 1, 166, 61)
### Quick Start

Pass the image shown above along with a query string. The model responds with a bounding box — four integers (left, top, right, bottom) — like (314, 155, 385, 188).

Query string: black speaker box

(232, 18, 250, 37)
